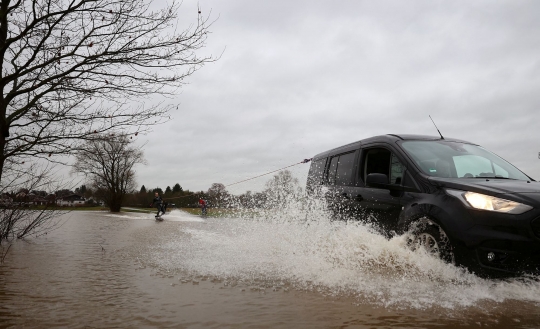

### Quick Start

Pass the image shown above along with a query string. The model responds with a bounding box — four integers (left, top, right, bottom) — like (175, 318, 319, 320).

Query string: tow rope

(163, 158, 312, 200)
(225, 158, 312, 187)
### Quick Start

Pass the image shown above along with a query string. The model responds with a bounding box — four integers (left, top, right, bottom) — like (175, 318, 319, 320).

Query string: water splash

(145, 197, 540, 310)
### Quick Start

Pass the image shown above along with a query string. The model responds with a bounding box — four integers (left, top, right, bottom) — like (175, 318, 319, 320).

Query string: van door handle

(355, 194, 363, 202)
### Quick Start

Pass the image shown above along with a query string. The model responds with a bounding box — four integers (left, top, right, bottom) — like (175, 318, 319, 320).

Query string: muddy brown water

(1, 210, 540, 328)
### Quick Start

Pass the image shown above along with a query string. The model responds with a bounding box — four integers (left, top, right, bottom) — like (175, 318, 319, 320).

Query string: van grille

(531, 217, 540, 238)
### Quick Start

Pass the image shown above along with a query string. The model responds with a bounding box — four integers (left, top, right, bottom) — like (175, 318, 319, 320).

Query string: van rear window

(335, 152, 356, 186)
(327, 152, 356, 186)
(307, 158, 327, 186)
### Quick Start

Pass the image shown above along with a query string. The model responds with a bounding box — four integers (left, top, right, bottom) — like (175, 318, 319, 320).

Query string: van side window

(327, 156, 339, 185)
(364, 148, 407, 185)
(335, 152, 356, 186)
(402, 170, 417, 189)
(390, 153, 405, 185)
(307, 158, 327, 187)
(364, 148, 391, 181)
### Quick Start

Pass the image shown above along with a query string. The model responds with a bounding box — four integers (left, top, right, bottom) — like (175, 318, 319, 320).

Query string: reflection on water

(0, 209, 539, 328)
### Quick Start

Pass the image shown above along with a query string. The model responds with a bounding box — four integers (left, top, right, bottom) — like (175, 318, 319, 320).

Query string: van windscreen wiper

(470, 176, 517, 180)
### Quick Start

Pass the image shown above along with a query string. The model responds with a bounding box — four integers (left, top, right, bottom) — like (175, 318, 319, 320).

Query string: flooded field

(1, 209, 540, 328)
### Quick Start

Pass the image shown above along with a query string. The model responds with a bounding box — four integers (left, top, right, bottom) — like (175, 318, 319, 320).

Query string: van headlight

(446, 189, 533, 214)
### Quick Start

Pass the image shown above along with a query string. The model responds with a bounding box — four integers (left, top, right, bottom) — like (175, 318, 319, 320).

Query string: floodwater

(1, 209, 540, 328)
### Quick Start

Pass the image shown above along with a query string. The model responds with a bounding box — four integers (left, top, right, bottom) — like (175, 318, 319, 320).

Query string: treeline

(60, 183, 203, 208)
(123, 183, 205, 208)
(74, 169, 303, 210)
(122, 182, 233, 208)
(125, 170, 303, 209)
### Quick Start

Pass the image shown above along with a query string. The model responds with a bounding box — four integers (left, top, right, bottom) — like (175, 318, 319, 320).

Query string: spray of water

(143, 188, 540, 310)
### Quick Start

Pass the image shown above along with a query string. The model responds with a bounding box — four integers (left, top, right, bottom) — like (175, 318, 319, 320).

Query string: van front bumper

(452, 216, 540, 275)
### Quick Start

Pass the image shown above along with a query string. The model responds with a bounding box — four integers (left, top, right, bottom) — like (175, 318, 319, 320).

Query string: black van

(306, 134, 540, 276)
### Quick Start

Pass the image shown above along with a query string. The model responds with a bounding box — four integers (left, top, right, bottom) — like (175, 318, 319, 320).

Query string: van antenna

(429, 115, 444, 140)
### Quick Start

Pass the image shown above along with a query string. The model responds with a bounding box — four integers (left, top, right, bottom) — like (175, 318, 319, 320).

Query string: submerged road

(0, 210, 539, 328)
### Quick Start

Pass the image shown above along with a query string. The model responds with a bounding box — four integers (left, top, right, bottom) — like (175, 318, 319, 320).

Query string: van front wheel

(410, 221, 455, 264)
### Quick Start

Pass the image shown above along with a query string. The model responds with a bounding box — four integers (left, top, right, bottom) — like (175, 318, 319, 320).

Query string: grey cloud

(134, 0, 540, 193)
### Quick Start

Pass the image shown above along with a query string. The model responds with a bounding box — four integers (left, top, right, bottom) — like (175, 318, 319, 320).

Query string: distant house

(46, 194, 56, 205)
(85, 197, 105, 206)
(0, 193, 13, 206)
(56, 194, 85, 207)
(15, 189, 28, 199)
(27, 194, 48, 206)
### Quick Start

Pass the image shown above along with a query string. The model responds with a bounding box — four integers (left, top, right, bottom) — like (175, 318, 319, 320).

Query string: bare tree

(207, 183, 228, 208)
(73, 134, 144, 212)
(264, 170, 302, 207)
(0, 161, 67, 244)
(0, 0, 214, 182)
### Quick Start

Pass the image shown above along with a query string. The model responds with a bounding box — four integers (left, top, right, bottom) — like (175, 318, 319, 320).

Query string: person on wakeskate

(151, 192, 167, 218)
(199, 198, 207, 216)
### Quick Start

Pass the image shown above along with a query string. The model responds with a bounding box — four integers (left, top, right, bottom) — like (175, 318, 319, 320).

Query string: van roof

(312, 134, 475, 160)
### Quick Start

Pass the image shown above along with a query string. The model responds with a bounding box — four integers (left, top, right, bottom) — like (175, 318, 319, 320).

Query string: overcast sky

(129, 0, 540, 195)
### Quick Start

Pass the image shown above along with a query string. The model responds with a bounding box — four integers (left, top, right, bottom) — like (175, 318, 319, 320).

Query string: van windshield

(400, 141, 530, 180)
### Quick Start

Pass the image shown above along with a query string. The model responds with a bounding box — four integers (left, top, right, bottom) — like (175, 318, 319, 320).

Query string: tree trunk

(0, 141, 5, 184)
(108, 193, 124, 212)
(0, 0, 9, 184)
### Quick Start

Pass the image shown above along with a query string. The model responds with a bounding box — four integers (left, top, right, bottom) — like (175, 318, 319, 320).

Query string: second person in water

(199, 198, 207, 215)
(151, 192, 167, 217)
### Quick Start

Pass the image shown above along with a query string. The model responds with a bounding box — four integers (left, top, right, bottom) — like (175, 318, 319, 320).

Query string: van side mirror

(366, 173, 389, 187)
